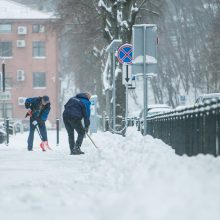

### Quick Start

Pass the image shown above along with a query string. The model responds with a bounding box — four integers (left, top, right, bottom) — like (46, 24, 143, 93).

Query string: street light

(106, 39, 122, 132)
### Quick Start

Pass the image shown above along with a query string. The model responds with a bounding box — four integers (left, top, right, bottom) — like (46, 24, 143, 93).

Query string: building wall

(0, 20, 59, 126)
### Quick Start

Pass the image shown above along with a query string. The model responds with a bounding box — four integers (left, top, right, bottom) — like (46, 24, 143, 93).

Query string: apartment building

(0, 0, 59, 126)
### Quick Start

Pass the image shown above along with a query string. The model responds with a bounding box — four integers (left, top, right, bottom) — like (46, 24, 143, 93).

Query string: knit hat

(42, 95, 50, 104)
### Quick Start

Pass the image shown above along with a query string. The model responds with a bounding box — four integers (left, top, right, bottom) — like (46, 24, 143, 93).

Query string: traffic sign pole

(113, 52, 116, 132)
(125, 65, 129, 130)
(143, 27, 148, 136)
(117, 44, 133, 133)
(132, 24, 157, 136)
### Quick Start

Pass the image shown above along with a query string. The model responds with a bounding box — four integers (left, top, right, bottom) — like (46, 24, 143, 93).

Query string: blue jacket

(63, 93, 91, 127)
(25, 97, 51, 121)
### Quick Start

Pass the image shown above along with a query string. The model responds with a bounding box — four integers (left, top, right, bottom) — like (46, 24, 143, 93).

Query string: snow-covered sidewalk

(0, 128, 220, 220)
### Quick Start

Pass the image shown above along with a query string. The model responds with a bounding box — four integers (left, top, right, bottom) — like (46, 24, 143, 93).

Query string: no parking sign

(117, 44, 132, 64)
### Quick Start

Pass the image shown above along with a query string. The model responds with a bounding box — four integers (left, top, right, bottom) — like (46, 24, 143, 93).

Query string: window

(0, 103, 13, 118)
(0, 24, 12, 33)
(32, 24, 45, 33)
(0, 41, 12, 57)
(32, 41, 45, 57)
(33, 72, 46, 88)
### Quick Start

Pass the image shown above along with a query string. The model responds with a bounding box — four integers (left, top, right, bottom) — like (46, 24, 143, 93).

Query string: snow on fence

(147, 98, 220, 157)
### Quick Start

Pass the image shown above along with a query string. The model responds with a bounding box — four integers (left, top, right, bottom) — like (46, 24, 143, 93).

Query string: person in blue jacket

(63, 93, 91, 155)
(25, 96, 51, 151)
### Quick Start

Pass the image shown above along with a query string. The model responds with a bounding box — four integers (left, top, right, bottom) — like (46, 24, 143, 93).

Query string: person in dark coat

(25, 96, 51, 151)
(63, 93, 91, 155)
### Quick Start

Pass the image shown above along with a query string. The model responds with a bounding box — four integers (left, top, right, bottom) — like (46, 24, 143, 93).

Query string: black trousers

(63, 117, 85, 150)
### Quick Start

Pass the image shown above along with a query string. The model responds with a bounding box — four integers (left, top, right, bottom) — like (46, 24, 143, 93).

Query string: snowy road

(0, 128, 220, 220)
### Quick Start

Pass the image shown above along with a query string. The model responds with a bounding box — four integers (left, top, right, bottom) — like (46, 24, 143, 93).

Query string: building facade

(0, 0, 59, 127)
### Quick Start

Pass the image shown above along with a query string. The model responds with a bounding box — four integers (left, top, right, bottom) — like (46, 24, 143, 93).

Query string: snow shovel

(86, 133, 99, 149)
(35, 125, 43, 140)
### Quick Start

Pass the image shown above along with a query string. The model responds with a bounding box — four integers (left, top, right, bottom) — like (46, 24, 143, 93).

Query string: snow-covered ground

(0, 128, 220, 220)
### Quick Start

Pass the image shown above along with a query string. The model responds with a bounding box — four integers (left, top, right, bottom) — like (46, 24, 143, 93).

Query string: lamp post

(106, 39, 122, 132)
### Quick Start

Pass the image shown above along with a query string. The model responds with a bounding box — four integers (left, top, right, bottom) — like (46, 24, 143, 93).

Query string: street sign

(128, 76, 136, 89)
(117, 44, 132, 64)
(179, 95, 186, 105)
(122, 64, 132, 85)
(132, 25, 157, 75)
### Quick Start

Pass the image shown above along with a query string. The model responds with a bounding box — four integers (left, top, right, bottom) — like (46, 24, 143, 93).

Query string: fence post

(56, 118, 59, 146)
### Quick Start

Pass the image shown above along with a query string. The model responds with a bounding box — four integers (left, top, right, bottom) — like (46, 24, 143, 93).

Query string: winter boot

(70, 145, 84, 155)
(75, 145, 85, 154)
(28, 146, 33, 151)
(40, 142, 46, 151)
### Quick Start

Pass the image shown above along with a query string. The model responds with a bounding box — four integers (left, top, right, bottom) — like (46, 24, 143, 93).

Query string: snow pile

(0, 128, 220, 220)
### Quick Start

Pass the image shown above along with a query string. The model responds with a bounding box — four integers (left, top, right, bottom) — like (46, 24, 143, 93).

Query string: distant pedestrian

(63, 93, 91, 155)
(25, 96, 51, 151)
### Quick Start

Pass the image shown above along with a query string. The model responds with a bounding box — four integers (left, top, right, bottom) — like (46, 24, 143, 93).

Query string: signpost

(117, 44, 133, 131)
(132, 24, 158, 136)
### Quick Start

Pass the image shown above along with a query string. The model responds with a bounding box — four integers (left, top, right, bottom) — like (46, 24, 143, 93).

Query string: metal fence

(147, 99, 220, 156)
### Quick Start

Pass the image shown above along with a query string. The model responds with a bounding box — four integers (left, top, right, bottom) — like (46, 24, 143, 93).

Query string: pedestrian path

(0, 128, 220, 220)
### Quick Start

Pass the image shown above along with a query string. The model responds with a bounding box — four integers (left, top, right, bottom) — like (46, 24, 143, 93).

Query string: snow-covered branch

(98, 0, 112, 13)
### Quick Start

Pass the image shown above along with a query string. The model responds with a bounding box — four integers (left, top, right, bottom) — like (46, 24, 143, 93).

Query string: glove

(84, 127, 89, 133)
(32, 120, 38, 126)
(85, 119, 90, 128)
(25, 109, 32, 118)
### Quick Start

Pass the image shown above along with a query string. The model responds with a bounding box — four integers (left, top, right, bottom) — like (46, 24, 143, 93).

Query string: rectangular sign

(122, 64, 132, 85)
(132, 24, 158, 75)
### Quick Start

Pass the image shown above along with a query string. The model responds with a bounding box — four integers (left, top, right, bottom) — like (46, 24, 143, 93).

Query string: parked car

(195, 93, 220, 105)
(139, 104, 173, 118)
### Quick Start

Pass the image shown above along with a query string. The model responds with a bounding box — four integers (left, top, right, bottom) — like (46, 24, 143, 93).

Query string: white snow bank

(0, 128, 220, 220)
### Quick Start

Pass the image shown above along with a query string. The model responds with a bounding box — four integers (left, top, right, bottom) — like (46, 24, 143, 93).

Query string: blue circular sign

(117, 44, 132, 64)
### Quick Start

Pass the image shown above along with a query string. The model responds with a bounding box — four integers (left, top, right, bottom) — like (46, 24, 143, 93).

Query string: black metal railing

(147, 99, 220, 156)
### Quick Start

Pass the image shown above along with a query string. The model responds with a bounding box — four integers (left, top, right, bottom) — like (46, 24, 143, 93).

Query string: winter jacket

(63, 93, 91, 127)
(25, 97, 51, 121)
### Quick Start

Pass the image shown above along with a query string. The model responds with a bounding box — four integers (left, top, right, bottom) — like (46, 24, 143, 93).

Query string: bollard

(56, 118, 59, 146)
(6, 118, 9, 146)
